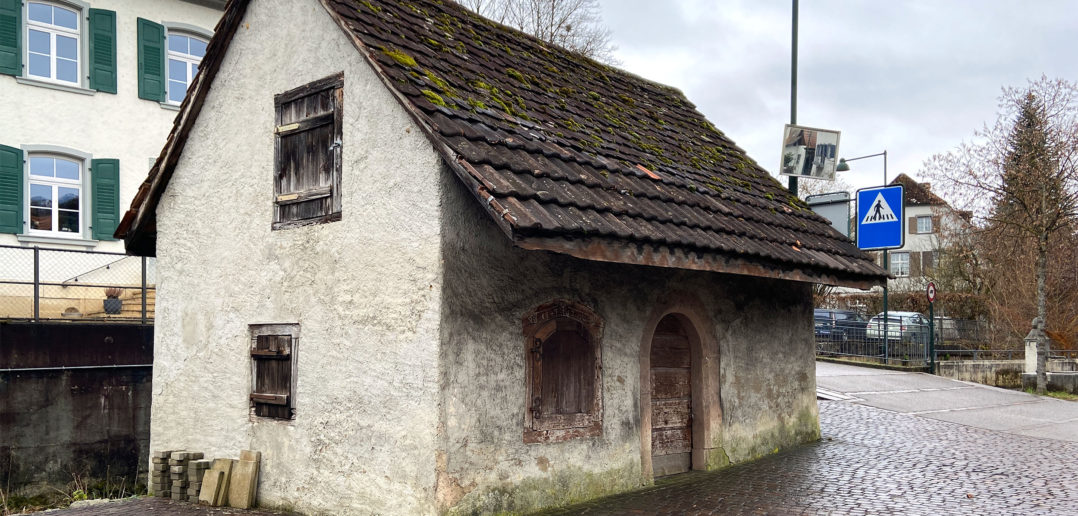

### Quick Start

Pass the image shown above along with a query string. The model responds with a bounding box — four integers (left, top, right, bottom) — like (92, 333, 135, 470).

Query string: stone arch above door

(638, 296, 722, 480)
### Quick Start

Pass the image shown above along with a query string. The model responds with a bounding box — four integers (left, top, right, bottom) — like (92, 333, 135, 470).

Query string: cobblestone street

(536, 401, 1078, 515)
(40, 400, 1078, 515)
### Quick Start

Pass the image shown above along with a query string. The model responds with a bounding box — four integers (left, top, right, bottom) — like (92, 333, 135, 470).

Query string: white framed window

(890, 252, 910, 277)
(27, 155, 82, 236)
(916, 216, 933, 234)
(25, 1, 81, 85)
(165, 32, 206, 104)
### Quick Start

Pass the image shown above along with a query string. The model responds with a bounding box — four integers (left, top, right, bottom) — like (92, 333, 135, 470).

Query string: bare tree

(924, 76, 1078, 393)
(454, 0, 618, 64)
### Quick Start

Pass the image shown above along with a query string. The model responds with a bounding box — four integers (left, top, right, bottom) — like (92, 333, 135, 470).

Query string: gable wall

(151, 1, 444, 513)
(437, 171, 820, 514)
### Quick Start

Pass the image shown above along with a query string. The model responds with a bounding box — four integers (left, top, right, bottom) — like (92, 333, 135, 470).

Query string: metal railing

(0, 244, 155, 323)
(934, 349, 1022, 361)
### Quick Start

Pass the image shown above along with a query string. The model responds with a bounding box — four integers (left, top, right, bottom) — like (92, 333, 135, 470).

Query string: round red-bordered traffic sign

(927, 282, 937, 303)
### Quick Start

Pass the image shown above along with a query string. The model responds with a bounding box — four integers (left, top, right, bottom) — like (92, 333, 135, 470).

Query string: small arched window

(522, 300, 603, 443)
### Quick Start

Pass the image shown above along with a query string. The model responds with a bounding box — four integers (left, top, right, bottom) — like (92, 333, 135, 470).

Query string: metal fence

(0, 244, 155, 322)
(814, 313, 994, 367)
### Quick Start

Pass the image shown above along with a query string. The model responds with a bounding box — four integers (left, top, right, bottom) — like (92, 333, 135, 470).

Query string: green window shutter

(137, 18, 165, 101)
(0, 0, 21, 76)
(0, 144, 23, 234)
(91, 159, 120, 240)
(88, 9, 117, 94)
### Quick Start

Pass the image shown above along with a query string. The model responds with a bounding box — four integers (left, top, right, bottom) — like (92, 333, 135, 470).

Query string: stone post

(1025, 317, 1047, 394)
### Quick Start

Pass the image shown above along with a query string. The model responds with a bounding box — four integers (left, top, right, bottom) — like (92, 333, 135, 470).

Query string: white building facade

(0, 0, 222, 319)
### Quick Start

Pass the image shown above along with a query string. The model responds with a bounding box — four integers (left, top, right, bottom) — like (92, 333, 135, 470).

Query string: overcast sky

(597, 0, 1078, 196)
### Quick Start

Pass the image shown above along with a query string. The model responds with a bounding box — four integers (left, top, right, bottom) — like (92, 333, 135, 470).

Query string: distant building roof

(890, 173, 948, 207)
(117, 0, 886, 288)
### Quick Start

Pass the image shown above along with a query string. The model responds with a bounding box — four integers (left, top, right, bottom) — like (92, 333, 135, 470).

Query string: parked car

(866, 311, 931, 344)
(814, 309, 869, 343)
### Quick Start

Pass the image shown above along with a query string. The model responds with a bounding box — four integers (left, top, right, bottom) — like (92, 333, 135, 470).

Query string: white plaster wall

(437, 172, 819, 514)
(0, 0, 221, 252)
(152, 1, 443, 514)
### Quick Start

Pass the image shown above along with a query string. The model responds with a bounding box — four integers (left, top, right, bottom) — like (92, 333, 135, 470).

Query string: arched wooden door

(650, 314, 692, 476)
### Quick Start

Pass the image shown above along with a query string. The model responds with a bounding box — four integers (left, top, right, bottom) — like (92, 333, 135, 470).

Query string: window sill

(15, 76, 96, 96)
(16, 234, 100, 248)
(159, 102, 181, 111)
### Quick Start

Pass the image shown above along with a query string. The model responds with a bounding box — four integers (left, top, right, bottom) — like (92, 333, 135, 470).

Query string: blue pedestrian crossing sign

(856, 185, 904, 250)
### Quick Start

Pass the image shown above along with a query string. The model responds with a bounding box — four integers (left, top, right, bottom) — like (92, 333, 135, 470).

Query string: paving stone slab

(228, 457, 259, 509)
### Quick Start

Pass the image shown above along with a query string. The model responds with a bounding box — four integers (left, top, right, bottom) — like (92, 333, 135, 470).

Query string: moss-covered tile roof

(117, 0, 886, 287)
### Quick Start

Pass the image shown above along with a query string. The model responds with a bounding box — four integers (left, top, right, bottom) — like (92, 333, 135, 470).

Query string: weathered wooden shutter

(0, 0, 19, 77)
(273, 73, 343, 228)
(910, 252, 921, 277)
(91, 158, 120, 240)
(251, 334, 293, 419)
(0, 144, 23, 234)
(88, 9, 117, 94)
(931, 215, 940, 233)
(137, 18, 165, 101)
(921, 251, 935, 271)
(908, 216, 917, 234)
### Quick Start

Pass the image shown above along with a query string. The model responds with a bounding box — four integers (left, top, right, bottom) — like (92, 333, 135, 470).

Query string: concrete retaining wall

(0, 322, 153, 496)
(1022, 372, 1078, 394)
(936, 360, 1023, 388)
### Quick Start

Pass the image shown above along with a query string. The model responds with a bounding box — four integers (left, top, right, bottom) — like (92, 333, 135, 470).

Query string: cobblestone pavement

(536, 401, 1078, 515)
(40, 401, 1078, 515)
(31, 498, 286, 515)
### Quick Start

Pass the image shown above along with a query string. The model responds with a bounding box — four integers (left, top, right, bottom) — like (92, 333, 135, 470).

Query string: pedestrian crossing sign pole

(856, 185, 904, 251)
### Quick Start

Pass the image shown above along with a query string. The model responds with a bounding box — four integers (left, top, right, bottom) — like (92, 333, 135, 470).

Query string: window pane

(168, 80, 186, 103)
(28, 53, 50, 78)
(53, 7, 78, 30)
(54, 159, 79, 180)
(168, 34, 189, 54)
(30, 208, 52, 230)
(56, 35, 77, 60)
(189, 38, 207, 58)
(168, 58, 187, 81)
(191, 62, 199, 79)
(56, 58, 77, 83)
(29, 157, 54, 177)
(58, 187, 79, 210)
(58, 210, 79, 232)
(28, 3, 51, 23)
(28, 29, 50, 54)
(30, 183, 52, 207)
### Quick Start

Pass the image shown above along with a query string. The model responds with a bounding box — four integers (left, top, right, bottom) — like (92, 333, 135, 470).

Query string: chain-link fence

(0, 244, 155, 322)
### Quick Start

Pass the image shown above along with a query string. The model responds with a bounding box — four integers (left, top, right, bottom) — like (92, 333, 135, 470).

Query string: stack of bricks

(187, 459, 210, 499)
(150, 451, 172, 497)
(168, 451, 204, 501)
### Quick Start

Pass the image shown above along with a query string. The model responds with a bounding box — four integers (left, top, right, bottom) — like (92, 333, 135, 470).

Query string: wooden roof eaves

(514, 235, 886, 290)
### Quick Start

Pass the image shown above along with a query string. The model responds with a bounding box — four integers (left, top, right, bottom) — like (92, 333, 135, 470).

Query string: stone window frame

(522, 300, 604, 444)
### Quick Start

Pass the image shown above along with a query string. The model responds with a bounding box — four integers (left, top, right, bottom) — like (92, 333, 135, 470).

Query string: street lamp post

(836, 151, 891, 361)
(788, 0, 798, 196)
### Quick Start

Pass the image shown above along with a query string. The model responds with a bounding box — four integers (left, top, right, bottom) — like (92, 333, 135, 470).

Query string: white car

(866, 311, 931, 343)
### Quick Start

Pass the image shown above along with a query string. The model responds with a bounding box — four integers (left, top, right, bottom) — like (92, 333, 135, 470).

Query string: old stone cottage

(115, 0, 886, 514)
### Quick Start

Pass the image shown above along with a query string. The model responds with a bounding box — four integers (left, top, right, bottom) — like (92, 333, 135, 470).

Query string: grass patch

(1025, 388, 1078, 401)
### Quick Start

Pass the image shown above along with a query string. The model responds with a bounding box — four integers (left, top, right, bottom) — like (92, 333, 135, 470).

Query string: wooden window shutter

(523, 301, 604, 443)
(0, 144, 23, 234)
(88, 9, 117, 94)
(922, 251, 935, 271)
(931, 215, 940, 233)
(91, 159, 120, 240)
(272, 73, 343, 229)
(251, 334, 293, 419)
(908, 216, 917, 234)
(0, 0, 19, 77)
(910, 252, 921, 277)
(137, 18, 166, 101)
